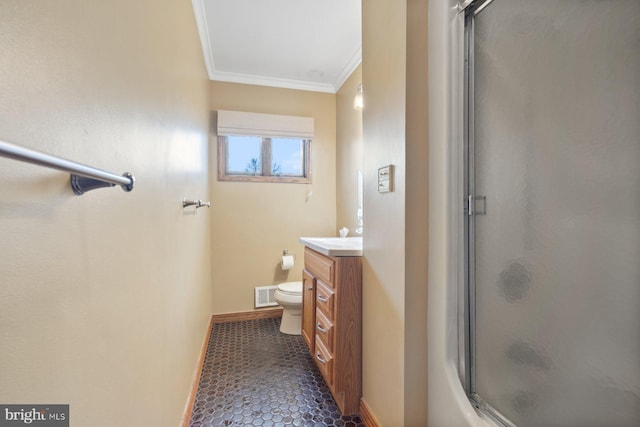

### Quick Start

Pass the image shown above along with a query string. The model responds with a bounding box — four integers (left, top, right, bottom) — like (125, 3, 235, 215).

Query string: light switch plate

(377, 165, 394, 193)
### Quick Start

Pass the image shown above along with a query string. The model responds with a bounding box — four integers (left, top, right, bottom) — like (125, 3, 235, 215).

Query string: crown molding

(211, 71, 337, 94)
(333, 46, 362, 92)
(192, 0, 216, 79)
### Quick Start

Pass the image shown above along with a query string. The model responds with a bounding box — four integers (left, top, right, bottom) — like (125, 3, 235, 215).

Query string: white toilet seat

(276, 281, 302, 295)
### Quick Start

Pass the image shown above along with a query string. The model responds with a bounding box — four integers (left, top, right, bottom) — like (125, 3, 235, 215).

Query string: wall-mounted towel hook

(183, 198, 211, 209)
(183, 198, 197, 208)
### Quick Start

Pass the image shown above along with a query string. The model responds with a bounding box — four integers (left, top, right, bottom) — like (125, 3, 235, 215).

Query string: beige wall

(209, 82, 336, 314)
(0, 1, 212, 426)
(404, 0, 430, 424)
(361, 0, 429, 425)
(336, 65, 364, 235)
(362, 0, 407, 424)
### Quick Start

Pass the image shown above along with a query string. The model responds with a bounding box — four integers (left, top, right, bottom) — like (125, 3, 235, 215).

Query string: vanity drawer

(315, 309, 335, 354)
(314, 336, 334, 387)
(315, 280, 335, 320)
(305, 247, 335, 286)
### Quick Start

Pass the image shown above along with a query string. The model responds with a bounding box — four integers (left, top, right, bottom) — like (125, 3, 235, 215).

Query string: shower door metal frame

(462, 1, 516, 425)
(458, 1, 640, 425)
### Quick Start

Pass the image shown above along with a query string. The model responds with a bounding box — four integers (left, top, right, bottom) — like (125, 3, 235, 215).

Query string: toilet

(274, 281, 303, 335)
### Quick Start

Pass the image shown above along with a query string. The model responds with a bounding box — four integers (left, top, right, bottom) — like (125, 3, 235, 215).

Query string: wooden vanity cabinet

(301, 246, 362, 415)
(301, 269, 315, 353)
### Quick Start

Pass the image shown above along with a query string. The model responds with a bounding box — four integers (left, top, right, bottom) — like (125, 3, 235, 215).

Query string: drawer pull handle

(316, 352, 326, 364)
(316, 322, 327, 333)
(317, 295, 329, 303)
(307, 287, 313, 291)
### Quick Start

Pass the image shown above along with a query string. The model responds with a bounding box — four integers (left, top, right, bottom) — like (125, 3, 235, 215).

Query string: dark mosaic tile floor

(189, 317, 364, 427)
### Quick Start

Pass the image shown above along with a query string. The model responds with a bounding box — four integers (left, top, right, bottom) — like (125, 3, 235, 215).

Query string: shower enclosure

(461, 0, 640, 426)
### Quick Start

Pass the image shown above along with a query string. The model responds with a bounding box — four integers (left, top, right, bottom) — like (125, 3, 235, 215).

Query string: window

(217, 135, 311, 183)
(216, 110, 314, 183)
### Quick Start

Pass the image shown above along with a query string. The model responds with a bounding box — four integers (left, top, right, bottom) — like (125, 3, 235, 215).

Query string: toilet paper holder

(281, 250, 295, 270)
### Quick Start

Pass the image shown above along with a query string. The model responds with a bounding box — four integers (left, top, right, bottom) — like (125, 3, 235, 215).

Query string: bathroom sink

(299, 237, 363, 257)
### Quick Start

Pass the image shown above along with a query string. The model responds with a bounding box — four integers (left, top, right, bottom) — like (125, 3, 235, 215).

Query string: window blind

(216, 110, 314, 138)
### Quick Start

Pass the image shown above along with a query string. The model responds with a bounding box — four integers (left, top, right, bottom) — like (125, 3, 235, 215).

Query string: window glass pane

(271, 138, 304, 176)
(226, 135, 261, 174)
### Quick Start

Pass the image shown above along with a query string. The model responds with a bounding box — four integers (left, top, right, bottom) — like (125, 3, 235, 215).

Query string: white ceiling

(192, 0, 362, 94)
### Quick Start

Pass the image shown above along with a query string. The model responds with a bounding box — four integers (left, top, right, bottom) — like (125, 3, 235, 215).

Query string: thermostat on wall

(378, 165, 394, 193)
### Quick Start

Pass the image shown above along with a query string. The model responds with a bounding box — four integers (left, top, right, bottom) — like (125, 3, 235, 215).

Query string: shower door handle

(466, 195, 487, 216)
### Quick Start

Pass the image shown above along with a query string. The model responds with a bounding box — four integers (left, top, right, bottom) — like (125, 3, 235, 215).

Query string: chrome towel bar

(0, 140, 135, 195)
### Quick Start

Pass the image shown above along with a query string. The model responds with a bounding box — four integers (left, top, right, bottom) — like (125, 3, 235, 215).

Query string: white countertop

(299, 236, 363, 257)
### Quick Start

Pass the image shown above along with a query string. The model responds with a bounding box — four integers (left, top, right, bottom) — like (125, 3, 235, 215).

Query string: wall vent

(255, 285, 278, 308)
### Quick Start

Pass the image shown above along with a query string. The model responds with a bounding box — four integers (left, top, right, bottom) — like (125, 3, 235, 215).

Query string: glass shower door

(466, 0, 640, 425)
